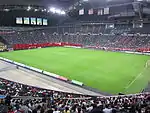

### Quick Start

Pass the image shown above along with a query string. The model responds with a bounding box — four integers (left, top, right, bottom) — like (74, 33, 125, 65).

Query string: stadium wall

(13, 43, 82, 50)
(12, 42, 150, 53)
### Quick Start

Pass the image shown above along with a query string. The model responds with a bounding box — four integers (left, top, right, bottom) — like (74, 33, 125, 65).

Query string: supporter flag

(104, 7, 109, 15)
(88, 9, 94, 15)
(98, 9, 103, 15)
(79, 9, 84, 15)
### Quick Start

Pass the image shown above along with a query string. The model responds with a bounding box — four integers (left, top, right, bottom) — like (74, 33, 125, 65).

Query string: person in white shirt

(103, 105, 112, 113)
(53, 108, 60, 113)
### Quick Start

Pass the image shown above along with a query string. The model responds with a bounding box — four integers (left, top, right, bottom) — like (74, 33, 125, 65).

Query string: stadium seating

(1, 0, 150, 112)
(0, 77, 150, 113)
(0, 24, 150, 113)
(1, 24, 150, 52)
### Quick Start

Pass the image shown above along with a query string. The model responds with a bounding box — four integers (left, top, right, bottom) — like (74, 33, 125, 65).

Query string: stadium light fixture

(27, 6, 31, 11)
(4, 9, 9, 12)
(55, 9, 61, 14)
(83, 0, 88, 2)
(49, 7, 56, 13)
(60, 11, 66, 15)
(34, 9, 38, 12)
(49, 7, 66, 15)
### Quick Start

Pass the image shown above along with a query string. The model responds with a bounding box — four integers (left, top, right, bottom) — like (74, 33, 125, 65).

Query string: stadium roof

(0, 0, 78, 8)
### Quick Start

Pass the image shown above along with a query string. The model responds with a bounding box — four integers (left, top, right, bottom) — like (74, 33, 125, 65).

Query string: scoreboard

(16, 17, 48, 26)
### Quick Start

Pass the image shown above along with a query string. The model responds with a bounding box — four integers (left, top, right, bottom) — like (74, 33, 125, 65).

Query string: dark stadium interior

(0, 0, 150, 113)
(0, 0, 78, 8)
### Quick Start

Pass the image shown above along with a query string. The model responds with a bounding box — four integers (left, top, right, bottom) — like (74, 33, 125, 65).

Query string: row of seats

(2, 31, 150, 50)
(0, 24, 149, 50)
(0, 78, 150, 113)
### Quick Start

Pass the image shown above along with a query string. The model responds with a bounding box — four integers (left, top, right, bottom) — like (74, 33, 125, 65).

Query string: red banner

(13, 42, 82, 50)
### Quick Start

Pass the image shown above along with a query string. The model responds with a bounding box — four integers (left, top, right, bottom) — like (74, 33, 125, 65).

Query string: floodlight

(55, 9, 61, 14)
(49, 7, 66, 15)
(49, 7, 56, 13)
(4, 9, 9, 12)
(34, 9, 38, 12)
(27, 6, 31, 11)
(60, 11, 66, 15)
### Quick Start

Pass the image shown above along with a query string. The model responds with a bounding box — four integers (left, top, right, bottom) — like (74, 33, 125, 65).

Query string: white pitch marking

(125, 62, 148, 92)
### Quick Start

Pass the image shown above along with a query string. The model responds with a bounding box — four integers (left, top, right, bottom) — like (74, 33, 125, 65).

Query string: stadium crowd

(0, 24, 150, 113)
(0, 77, 150, 113)
(1, 24, 150, 50)
(0, 0, 150, 112)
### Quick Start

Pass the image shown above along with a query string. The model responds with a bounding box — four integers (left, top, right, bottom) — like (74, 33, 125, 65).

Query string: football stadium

(0, 0, 150, 112)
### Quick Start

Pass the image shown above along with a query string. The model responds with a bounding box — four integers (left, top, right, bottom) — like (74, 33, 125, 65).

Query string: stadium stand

(0, 77, 150, 113)
(0, 24, 150, 52)
(0, 0, 150, 112)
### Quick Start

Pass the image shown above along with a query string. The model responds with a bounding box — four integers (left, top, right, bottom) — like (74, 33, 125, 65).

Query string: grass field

(0, 47, 150, 94)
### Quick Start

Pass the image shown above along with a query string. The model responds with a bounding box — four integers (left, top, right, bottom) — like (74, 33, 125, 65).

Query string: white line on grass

(125, 66, 147, 92)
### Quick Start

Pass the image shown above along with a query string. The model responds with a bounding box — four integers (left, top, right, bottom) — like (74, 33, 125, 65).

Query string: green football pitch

(0, 47, 150, 94)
